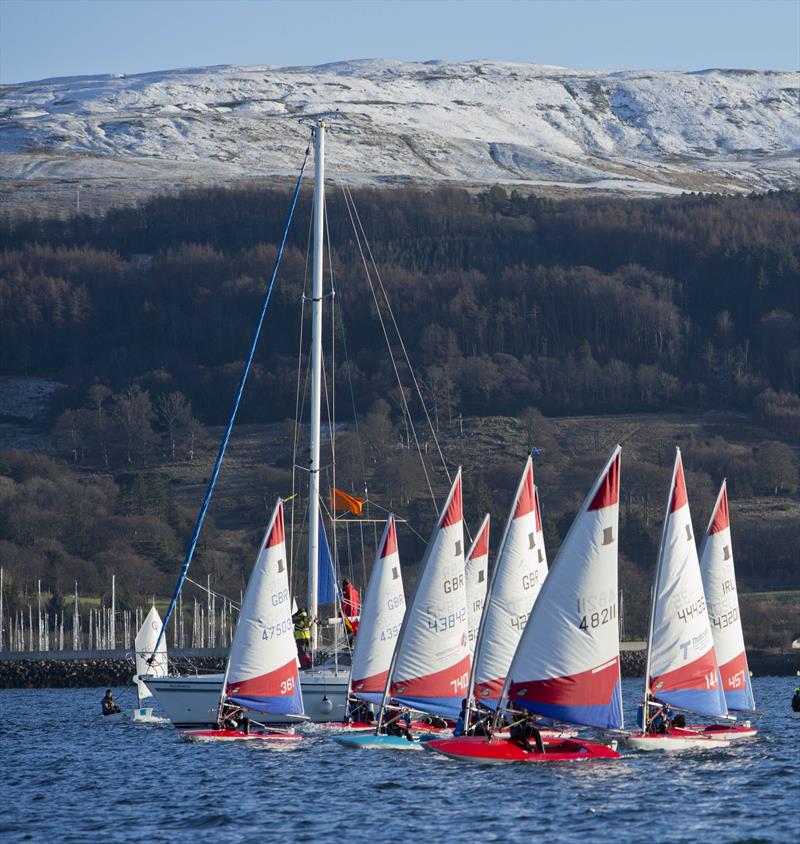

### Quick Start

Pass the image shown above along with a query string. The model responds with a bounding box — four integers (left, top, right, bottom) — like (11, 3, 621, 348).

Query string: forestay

(224, 500, 303, 716)
(647, 450, 727, 718)
(473, 457, 548, 707)
(390, 470, 471, 718)
(465, 514, 490, 656)
(134, 606, 168, 701)
(699, 481, 755, 712)
(505, 447, 623, 730)
(351, 516, 406, 704)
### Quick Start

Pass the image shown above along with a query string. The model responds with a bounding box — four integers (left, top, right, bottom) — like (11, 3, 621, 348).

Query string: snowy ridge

(1, 59, 798, 207)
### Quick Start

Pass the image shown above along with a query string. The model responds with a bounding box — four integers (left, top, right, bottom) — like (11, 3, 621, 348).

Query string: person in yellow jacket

(293, 609, 313, 668)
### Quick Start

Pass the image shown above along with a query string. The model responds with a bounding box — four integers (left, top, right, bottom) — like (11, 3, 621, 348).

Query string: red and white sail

(465, 514, 490, 656)
(505, 447, 623, 730)
(350, 516, 406, 704)
(390, 470, 471, 718)
(647, 450, 727, 718)
(134, 606, 168, 701)
(224, 499, 303, 716)
(699, 481, 755, 711)
(472, 457, 548, 707)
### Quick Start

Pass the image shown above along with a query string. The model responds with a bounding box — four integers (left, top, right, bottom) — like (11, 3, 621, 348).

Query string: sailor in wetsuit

(509, 716, 544, 753)
(792, 686, 800, 713)
(101, 689, 121, 716)
(383, 707, 413, 741)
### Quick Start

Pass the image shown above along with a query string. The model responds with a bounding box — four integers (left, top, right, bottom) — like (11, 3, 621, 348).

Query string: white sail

(390, 470, 471, 718)
(465, 514, 490, 656)
(646, 450, 727, 718)
(699, 481, 755, 711)
(472, 457, 548, 707)
(225, 499, 303, 716)
(350, 516, 406, 704)
(134, 606, 168, 701)
(505, 446, 623, 729)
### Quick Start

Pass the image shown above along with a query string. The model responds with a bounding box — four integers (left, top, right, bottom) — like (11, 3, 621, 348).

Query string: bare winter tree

(156, 391, 192, 461)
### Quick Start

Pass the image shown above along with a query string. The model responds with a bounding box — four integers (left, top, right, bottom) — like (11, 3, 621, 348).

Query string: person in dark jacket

(510, 716, 544, 753)
(101, 689, 121, 716)
(792, 686, 800, 713)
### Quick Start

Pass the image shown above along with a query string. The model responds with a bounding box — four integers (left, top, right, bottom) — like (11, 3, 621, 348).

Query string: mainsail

(350, 516, 406, 704)
(389, 470, 471, 718)
(646, 450, 727, 718)
(134, 605, 168, 702)
(465, 514, 490, 656)
(472, 457, 548, 707)
(224, 500, 304, 716)
(505, 447, 623, 730)
(699, 481, 755, 712)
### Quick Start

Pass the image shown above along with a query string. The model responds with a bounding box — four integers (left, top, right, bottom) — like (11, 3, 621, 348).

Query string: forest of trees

(0, 184, 798, 647)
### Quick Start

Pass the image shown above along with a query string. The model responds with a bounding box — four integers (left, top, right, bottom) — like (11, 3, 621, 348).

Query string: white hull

(147, 666, 350, 727)
(626, 732, 730, 751)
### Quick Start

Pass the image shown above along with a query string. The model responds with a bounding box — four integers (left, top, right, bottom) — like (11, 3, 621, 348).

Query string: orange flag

(330, 487, 364, 516)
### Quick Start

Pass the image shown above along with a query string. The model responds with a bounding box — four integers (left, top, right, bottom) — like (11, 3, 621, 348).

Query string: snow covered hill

(1, 60, 797, 210)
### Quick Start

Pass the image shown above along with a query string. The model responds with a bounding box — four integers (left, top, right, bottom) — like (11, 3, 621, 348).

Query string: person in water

(510, 716, 544, 753)
(101, 689, 121, 716)
(792, 686, 800, 713)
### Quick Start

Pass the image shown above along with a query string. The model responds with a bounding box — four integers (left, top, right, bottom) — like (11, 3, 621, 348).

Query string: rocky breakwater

(0, 651, 227, 688)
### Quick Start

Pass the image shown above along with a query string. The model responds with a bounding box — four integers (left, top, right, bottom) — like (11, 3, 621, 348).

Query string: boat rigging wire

(149, 143, 311, 662)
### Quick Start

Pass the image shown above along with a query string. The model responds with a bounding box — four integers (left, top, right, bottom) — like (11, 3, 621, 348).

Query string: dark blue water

(0, 677, 794, 843)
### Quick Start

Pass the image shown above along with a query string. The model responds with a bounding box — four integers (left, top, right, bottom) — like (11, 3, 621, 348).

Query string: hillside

(1, 60, 798, 214)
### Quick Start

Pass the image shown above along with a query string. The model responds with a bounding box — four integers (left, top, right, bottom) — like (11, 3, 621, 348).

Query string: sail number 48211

(579, 604, 617, 632)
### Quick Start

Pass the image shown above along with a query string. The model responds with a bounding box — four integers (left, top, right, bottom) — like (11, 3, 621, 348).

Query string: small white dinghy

(181, 499, 306, 743)
(132, 605, 169, 723)
(627, 450, 731, 752)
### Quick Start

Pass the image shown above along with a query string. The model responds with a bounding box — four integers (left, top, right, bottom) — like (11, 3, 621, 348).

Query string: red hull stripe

(509, 657, 620, 707)
(265, 502, 285, 548)
(588, 454, 620, 511)
(381, 517, 398, 558)
(514, 464, 534, 519)
(226, 657, 298, 698)
(391, 654, 471, 699)
(352, 670, 389, 695)
(709, 485, 729, 535)
(651, 648, 717, 694)
(470, 518, 490, 560)
(671, 456, 688, 513)
(440, 474, 463, 528)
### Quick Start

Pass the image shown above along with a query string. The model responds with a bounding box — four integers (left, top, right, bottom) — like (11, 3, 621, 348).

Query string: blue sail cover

(318, 518, 336, 606)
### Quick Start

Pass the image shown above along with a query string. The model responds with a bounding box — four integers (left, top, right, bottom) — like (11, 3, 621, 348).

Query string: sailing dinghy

(333, 516, 407, 731)
(182, 500, 304, 742)
(694, 481, 757, 740)
(131, 605, 168, 723)
(335, 471, 470, 749)
(627, 450, 731, 751)
(426, 447, 623, 763)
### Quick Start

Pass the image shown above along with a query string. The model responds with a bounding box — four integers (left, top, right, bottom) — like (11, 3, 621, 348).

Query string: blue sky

(1, 0, 798, 83)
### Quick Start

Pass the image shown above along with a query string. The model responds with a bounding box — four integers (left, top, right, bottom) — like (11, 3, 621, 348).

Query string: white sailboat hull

(625, 731, 730, 751)
(147, 666, 350, 727)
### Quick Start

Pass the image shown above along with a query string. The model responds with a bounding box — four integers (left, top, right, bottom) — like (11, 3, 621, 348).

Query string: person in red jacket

(342, 578, 360, 617)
